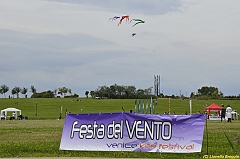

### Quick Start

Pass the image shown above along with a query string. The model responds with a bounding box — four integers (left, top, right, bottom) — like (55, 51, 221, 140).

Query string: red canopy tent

(204, 103, 222, 115)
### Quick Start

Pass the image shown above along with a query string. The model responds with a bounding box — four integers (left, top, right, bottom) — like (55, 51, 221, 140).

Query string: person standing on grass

(226, 104, 232, 122)
(221, 104, 226, 122)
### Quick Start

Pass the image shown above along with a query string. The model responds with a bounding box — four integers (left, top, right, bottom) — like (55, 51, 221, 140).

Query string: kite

(130, 19, 145, 27)
(132, 33, 136, 37)
(118, 15, 130, 26)
(109, 16, 120, 21)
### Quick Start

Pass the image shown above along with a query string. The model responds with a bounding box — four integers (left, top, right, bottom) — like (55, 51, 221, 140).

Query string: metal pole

(205, 112, 208, 155)
(190, 100, 192, 115)
(35, 102, 38, 118)
(168, 97, 170, 114)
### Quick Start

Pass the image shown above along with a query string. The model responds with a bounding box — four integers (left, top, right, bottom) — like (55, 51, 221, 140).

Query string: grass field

(0, 98, 240, 158)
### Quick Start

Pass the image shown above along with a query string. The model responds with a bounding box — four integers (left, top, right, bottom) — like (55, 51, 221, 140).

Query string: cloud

(0, 29, 113, 49)
(0, 29, 154, 95)
(45, 0, 184, 15)
(1, 0, 240, 97)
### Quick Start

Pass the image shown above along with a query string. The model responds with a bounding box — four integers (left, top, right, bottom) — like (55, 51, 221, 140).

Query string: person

(1, 112, 6, 120)
(59, 113, 62, 119)
(10, 112, 16, 120)
(12, 112, 15, 117)
(226, 104, 232, 122)
(18, 115, 23, 120)
(221, 104, 226, 122)
(122, 106, 125, 112)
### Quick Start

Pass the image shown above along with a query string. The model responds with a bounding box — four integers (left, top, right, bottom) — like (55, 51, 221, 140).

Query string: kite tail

(132, 22, 142, 27)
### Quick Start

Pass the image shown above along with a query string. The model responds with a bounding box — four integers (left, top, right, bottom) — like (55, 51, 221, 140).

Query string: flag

(146, 100, 148, 114)
(142, 100, 144, 114)
(189, 100, 192, 115)
(138, 101, 140, 113)
(150, 97, 153, 114)
(134, 100, 137, 113)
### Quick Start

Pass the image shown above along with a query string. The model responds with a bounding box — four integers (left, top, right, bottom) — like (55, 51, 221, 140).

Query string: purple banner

(59, 113, 205, 153)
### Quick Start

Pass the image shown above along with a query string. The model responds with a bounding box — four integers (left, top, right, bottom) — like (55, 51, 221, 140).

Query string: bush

(64, 93, 79, 98)
(31, 90, 55, 98)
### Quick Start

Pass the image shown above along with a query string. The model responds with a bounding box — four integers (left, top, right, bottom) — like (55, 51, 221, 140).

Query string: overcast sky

(1, 0, 240, 97)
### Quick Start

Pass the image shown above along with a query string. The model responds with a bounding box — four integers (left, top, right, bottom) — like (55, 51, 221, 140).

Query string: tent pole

(205, 112, 208, 155)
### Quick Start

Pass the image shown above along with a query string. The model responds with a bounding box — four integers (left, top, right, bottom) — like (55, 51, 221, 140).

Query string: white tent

(0, 108, 21, 120)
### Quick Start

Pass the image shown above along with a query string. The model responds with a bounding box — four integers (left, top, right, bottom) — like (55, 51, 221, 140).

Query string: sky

(1, 0, 240, 97)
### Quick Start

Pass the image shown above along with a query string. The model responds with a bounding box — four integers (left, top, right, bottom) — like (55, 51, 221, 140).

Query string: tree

(90, 90, 95, 98)
(0, 85, 9, 98)
(124, 86, 129, 99)
(136, 89, 145, 99)
(31, 90, 55, 98)
(62, 87, 69, 97)
(68, 89, 72, 95)
(58, 87, 71, 97)
(13, 86, 21, 98)
(198, 86, 219, 96)
(212, 90, 219, 99)
(125, 86, 136, 99)
(116, 85, 124, 98)
(110, 84, 117, 98)
(21, 87, 28, 98)
(95, 86, 108, 98)
(144, 86, 153, 98)
(159, 93, 164, 98)
(30, 85, 36, 94)
(190, 92, 195, 99)
(53, 88, 58, 97)
(219, 91, 224, 98)
(94, 84, 155, 99)
(11, 88, 16, 98)
(85, 91, 89, 98)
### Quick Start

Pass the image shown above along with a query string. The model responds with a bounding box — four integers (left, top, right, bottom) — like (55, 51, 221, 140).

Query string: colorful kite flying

(132, 33, 136, 37)
(130, 19, 145, 27)
(109, 16, 120, 21)
(108, 15, 145, 37)
(118, 15, 130, 26)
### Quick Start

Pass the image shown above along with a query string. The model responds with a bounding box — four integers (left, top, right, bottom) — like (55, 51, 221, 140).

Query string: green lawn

(1, 98, 239, 119)
(0, 98, 239, 158)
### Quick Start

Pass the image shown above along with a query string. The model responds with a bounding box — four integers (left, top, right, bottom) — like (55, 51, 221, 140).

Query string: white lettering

(125, 120, 172, 140)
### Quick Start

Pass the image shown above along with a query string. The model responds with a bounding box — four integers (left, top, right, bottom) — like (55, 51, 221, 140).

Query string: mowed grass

(0, 98, 240, 158)
(2, 97, 239, 118)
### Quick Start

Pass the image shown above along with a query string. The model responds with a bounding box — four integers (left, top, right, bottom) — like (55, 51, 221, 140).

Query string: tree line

(190, 86, 240, 100)
(87, 85, 240, 100)
(1, 84, 240, 99)
(0, 85, 35, 98)
(0, 85, 78, 98)
(86, 84, 153, 99)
